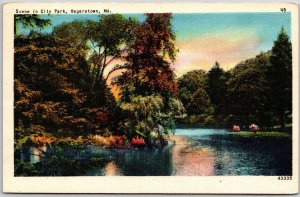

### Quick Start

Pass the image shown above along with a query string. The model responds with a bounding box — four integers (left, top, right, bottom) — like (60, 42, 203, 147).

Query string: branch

(98, 47, 107, 83)
(104, 64, 129, 83)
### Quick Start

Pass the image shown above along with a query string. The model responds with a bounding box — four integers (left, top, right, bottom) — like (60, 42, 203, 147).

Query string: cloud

(174, 28, 262, 76)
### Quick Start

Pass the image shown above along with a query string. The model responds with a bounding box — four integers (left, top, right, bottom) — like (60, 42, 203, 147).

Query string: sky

(20, 12, 291, 76)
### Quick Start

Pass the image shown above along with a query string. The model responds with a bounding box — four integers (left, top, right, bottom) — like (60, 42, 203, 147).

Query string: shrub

(107, 135, 127, 148)
(232, 125, 240, 132)
(204, 115, 215, 125)
(249, 124, 259, 133)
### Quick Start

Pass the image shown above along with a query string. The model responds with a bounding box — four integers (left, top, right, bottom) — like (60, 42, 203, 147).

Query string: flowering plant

(249, 124, 258, 133)
(108, 135, 127, 147)
(232, 125, 240, 132)
(131, 137, 145, 147)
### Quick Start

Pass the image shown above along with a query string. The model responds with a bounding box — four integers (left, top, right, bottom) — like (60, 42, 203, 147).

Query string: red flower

(131, 137, 145, 146)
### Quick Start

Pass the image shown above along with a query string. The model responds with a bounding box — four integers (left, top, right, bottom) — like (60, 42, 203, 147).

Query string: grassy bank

(228, 131, 291, 139)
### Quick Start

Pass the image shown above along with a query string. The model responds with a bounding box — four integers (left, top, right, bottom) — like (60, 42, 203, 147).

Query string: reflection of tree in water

(112, 147, 174, 176)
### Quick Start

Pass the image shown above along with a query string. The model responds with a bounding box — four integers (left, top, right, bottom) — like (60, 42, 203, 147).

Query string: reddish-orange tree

(112, 13, 178, 102)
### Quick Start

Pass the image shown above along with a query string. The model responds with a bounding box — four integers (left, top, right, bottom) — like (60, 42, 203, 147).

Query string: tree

(53, 20, 89, 51)
(207, 62, 228, 114)
(52, 15, 135, 107)
(14, 15, 51, 36)
(14, 35, 100, 141)
(177, 70, 210, 115)
(113, 13, 178, 101)
(227, 52, 272, 129)
(86, 15, 136, 107)
(268, 27, 292, 132)
(119, 95, 185, 145)
(112, 13, 184, 142)
(187, 88, 211, 115)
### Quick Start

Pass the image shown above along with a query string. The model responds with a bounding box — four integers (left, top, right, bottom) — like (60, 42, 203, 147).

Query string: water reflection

(89, 146, 174, 176)
(19, 129, 292, 176)
(171, 135, 215, 175)
(184, 131, 292, 176)
(104, 161, 122, 176)
(91, 128, 292, 176)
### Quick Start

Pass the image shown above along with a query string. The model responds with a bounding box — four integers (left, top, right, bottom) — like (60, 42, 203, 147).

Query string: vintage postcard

(2, 2, 299, 194)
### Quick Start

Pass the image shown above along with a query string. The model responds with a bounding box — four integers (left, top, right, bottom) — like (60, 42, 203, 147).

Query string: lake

(19, 128, 292, 176)
(84, 128, 292, 176)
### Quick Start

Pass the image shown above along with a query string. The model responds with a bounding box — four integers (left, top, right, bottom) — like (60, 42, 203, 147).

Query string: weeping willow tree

(119, 95, 185, 144)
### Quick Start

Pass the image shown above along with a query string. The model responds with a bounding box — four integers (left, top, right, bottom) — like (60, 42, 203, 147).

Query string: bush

(204, 115, 215, 125)
(119, 95, 186, 144)
(249, 124, 259, 132)
(232, 125, 240, 132)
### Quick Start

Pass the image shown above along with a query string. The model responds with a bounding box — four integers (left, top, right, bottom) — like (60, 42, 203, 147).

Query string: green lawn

(228, 131, 291, 139)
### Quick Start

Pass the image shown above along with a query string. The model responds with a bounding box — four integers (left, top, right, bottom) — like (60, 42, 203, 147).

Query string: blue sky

(19, 12, 291, 74)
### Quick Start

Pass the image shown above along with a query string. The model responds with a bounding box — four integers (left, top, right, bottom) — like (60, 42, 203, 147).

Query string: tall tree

(112, 13, 184, 142)
(268, 27, 292, 131)
(207, 62, 228, 114)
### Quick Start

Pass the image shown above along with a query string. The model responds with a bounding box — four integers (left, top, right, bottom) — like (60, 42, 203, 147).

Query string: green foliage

(178, 69, 212, 116)
(207, 62, 229, 114)
(88, 15, 136, 56)
(84, 15, 135, 107)
(53, 20, 89, 50)
(268, 27, 292, 131)
(178, 70, 207, 106)
(15, 15, 51, 35)
(53, 14, 134, 108)
(15, 161, 40, 176)
(228, 131, 291, 139)
(222, 28, 292, 131)
(119, 95, 185, 143)
(187, 88, 212, 115)
(227, 52, 272, 128)
(204, 115, 215, 125)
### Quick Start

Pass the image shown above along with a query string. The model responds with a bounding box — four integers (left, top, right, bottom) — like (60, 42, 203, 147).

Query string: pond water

(85, 128, 292, 176)
(19, 128, 292, 176)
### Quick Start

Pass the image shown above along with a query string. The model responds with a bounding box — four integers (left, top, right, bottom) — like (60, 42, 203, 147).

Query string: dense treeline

(14, 14, 292, 154)
(178, 28, 292, 132)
